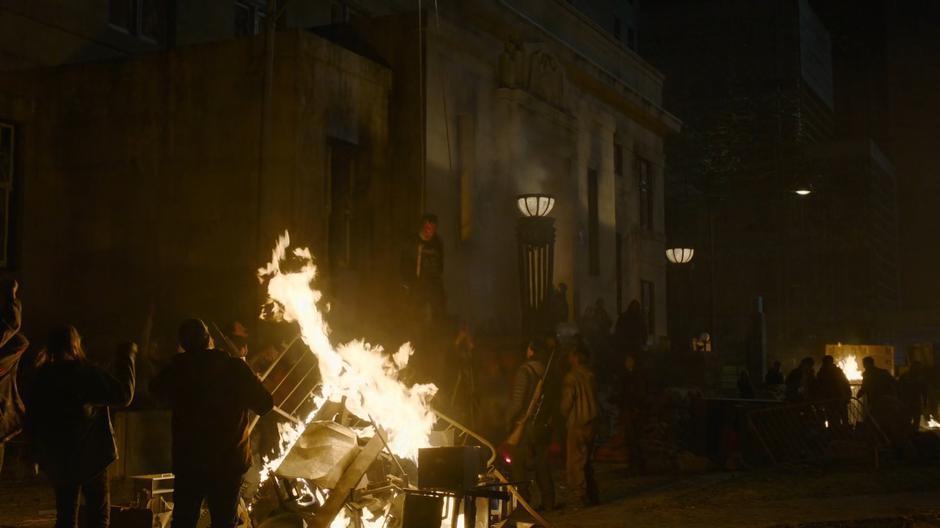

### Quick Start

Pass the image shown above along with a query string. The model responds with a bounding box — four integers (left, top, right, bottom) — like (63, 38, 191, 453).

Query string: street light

(794, 188, 812, 196)
(516, 194, 556, 333)
(666, 247, 695, 264)
(516, 193, 555, 217)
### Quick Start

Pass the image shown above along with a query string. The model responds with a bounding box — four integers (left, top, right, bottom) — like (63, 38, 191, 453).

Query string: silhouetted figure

(616, 354, 648, 473)
(400, 213, 445, 325)
(549, 283, 569, 329)
(814, 355, 852, 427)
(615, 300, 647, 359)
(560, 341, 599, 508)
(857, 356, 897, 407)
(25, 326, 136, 528)
(592, 298, 612, 336)
(505, 338, 554, 510)
(737, 370, 755, 399)
(899, 361, 929, 434)
(151, 319, 273, 528)
(764, 361, 784, 386)
(785, 357, 815, 402)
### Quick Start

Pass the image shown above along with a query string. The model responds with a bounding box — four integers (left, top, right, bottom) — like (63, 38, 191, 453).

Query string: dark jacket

(857, 366, 897, 406)
(814, 364, 851, 401)
(507, 359, 545, 431)
(764, 368, 784, 386)
(401, 234, 444, 284)
(150, 348, 273, 476)
(24, 348, 135, 484)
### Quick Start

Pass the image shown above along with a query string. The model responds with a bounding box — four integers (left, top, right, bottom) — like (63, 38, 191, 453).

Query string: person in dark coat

(505, 338, 554, 511)
(857, 356, 897, 407)
(400, 214, 446, 325)
(616, 354, 648, 473)
(813, 355, 852, 427)
(899, 361, 929, 434)
(24, 325, 136, 528)
(737, 370, 755, 399)
(151, 319, 273, 528)
(785, 357, 815, 402)
(764, 361, 784, 386)
(614, 300, 647, 359)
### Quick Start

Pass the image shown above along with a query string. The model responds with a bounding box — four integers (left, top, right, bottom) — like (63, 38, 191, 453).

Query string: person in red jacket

(151, 319, 273, 528)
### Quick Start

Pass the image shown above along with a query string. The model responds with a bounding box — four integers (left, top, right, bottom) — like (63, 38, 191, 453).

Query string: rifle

(505, 350, 555, 447)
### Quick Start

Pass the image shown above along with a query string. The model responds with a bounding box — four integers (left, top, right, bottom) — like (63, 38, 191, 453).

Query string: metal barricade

(747, 398, 889, 467)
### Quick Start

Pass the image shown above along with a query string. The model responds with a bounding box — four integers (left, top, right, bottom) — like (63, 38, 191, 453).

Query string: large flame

(256, 231, 438, 482)
(838, 354, 863, 382)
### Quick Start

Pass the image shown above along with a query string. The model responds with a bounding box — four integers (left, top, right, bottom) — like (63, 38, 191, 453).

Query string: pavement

(4, 462, 940, 527)
(545, 462, 940, 527)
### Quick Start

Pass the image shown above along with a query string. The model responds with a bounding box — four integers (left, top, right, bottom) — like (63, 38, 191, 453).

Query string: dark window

(235, 1, 266, 37)
(140, 0, 160, 40)
(109, 0, 133, 32)
(588, 168, 599, 276)
(616, 232, 623, 313)
(328, 140, 371, 272)
(331, 1, 349, 23)
(641, 279, 655, 332)
(329, 141, 356, 271)
(628, 27, 637, 50)
(637, 157, 653, 231)
(614, 143, 623, 178)
(0, 123, 14, 266)
(613, 17, 622, 40)
(110, 0, 161, 41)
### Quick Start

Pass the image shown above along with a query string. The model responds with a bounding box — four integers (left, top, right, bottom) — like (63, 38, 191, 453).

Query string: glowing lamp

(666, 247, 695, 264)
(516, 194, 555, 217)
(794, 188, 812, 196)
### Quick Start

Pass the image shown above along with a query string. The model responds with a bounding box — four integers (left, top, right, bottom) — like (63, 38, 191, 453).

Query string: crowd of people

(502, 293, 653, 512)
(0, 276, 274, 528)
(760, 353, 934, 443)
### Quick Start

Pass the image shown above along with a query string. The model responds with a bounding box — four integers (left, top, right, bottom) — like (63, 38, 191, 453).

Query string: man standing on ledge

(151, 319, 273, 528)
(401, 213, 445, 325)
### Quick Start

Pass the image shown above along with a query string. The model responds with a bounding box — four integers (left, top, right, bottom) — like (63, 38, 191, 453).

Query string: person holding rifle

(505, 337, 555, 511)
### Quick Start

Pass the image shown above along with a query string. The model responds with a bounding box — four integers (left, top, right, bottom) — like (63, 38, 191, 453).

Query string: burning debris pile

(247, 232, 541, 528)
(250, 231, 437, 527)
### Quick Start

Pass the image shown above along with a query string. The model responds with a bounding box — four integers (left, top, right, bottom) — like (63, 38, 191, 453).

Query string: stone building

(642, 0, 899, 373)
(355, 0, 680, 336)
(0, 29, 393, 349)
(0, 0, 679, 349)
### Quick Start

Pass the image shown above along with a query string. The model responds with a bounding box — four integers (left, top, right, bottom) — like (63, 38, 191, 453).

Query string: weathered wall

(418, 1, 675, 336)
(0, 30, 390, 354)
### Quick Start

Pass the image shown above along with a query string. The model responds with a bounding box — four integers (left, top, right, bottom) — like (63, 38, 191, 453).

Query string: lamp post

(517, 194, 556, 334)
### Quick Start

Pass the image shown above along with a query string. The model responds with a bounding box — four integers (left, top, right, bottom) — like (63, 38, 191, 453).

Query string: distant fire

(838, 355, 863, 382)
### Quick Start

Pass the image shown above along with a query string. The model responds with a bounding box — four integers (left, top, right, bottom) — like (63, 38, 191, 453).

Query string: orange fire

(255, 231, 438, 483)
(838, 354, 863, 382)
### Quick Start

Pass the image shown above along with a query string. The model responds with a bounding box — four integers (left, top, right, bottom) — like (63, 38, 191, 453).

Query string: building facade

(355, 0, 679, 336)
(642, 0, 899, 375)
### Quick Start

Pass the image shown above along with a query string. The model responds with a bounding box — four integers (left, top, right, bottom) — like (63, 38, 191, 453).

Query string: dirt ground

(4, 462, 940, 527)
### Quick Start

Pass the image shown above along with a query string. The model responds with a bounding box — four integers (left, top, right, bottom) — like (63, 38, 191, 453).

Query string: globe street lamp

(517, 193, 556, 217)
(517, 193, 556, 333)
(666, 247, 695, 264)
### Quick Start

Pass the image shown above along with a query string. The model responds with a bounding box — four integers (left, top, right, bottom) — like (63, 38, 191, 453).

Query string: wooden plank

(309, 430, 386, 528)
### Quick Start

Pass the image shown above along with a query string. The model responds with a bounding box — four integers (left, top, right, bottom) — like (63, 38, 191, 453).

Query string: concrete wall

(0, 30, 391, 353)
